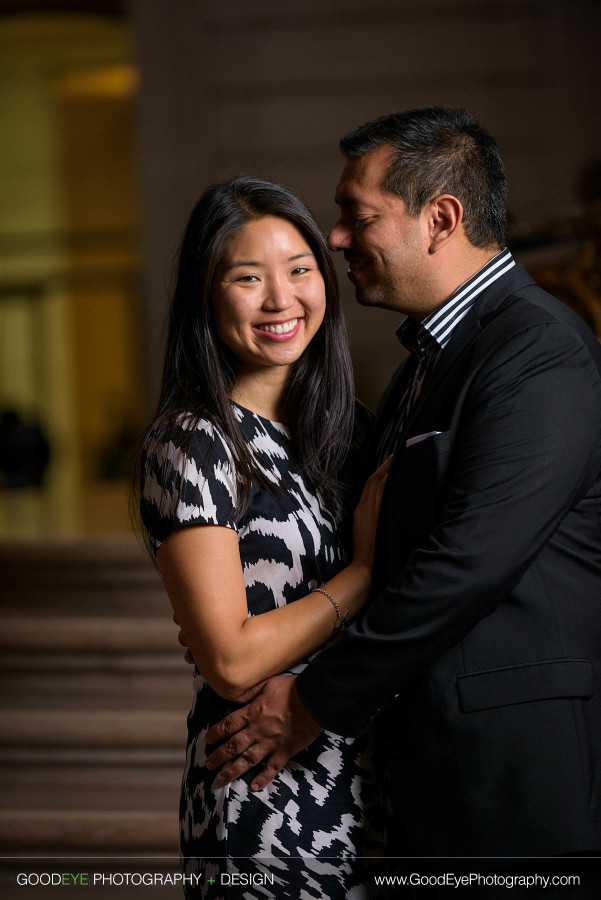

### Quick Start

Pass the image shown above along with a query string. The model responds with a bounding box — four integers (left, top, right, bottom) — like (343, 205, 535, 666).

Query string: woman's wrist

(343, 561, 372, 615)
(312, 563, 372, 636)
(312, 587, 348, 632)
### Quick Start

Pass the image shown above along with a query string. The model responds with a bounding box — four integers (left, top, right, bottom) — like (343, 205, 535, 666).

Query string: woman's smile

(213, 215, 326, 373)
(253, 316, 301, 338)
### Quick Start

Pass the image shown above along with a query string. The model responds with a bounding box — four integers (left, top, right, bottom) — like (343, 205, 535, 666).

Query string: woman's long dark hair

(133, 176, 355, 552)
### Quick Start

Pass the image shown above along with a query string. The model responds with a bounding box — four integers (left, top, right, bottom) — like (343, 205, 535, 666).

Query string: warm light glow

(56, 64, 139, 98)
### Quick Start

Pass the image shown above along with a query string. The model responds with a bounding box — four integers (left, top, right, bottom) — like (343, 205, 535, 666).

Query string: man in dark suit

(204, 108, 601, 868)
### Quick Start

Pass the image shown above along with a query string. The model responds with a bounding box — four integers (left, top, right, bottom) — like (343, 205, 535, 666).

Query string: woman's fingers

(375, 455, 392, 505)
(176, 627, 196, 664)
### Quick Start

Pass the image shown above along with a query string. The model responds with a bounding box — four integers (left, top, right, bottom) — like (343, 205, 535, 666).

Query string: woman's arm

(157, 458, 389, 700)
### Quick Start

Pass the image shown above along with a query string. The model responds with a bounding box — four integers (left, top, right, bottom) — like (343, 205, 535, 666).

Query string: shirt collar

(397, 247, 516, 353)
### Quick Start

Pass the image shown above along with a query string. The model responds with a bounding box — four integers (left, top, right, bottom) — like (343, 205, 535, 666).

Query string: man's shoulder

(476, 274, 601, 364)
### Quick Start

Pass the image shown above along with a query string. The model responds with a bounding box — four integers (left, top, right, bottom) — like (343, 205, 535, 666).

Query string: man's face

(329, 144, 429, 313)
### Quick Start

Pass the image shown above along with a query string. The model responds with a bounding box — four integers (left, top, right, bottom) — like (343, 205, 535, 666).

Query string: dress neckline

(231, 400, 289, 430)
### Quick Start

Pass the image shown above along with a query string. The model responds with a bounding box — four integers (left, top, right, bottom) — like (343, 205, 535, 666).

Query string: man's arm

(298, 320, 601, 733)
(205, 675, 322, 790)
(206, 320, 601, 785)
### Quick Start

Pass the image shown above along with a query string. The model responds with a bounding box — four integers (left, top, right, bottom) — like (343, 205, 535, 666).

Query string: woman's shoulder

(142, 412, 237, 492)
(146, 412, 231, 460)
(140, 412, 238, 552)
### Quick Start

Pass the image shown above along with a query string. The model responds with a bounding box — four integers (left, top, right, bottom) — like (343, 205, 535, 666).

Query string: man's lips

(346, 258, 372, 282)
(253, 317, 302, 341)
(346, 257, 372, 276)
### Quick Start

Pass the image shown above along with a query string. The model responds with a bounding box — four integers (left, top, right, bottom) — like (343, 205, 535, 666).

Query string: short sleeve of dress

(140, 417, 238, 554)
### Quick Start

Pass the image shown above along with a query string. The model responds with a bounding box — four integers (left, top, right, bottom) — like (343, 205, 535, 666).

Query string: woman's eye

(237, 274, 259, 282)
(290, 267, 308, 276)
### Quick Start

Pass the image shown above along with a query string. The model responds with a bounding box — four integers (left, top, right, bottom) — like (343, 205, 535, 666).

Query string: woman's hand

(351, 455, 392, 571)
(173, 613, 195, 665)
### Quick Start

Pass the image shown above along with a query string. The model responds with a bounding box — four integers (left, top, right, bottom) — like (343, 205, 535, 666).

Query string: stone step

(0, 540, 168, 615)
(0, 764, 183, 812)
(0, 617, 181, 653)
(0, 710, 187, 749)
(0, 809, 179, 852)
(0, 655, 193, 710)
(0, 748, 182, 766)
(0, 538, 197, 870)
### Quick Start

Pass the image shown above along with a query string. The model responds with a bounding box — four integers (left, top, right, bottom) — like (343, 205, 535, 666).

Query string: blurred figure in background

(0, 408, 50, 489)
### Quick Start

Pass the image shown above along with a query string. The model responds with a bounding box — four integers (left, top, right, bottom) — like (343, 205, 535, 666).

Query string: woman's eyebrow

(223, 259, 261, 272)
(289, 252, 315, 262)
(224, 252, 315, 273)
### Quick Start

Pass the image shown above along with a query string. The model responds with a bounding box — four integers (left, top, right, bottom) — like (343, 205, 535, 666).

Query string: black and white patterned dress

(141, 403, 384, 899)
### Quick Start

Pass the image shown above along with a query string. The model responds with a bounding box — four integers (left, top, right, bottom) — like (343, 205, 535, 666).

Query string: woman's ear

(427, 194, 463, 253)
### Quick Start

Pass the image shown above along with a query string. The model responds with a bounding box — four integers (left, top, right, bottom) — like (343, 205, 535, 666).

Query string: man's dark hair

(340, 107, 507, 248)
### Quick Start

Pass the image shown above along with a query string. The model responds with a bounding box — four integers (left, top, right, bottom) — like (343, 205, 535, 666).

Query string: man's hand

(205, 674, 323, 791)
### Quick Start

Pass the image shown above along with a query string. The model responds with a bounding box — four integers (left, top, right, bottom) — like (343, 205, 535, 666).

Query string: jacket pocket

(456, 658, 593, 713)
(391, 430, 451, 536)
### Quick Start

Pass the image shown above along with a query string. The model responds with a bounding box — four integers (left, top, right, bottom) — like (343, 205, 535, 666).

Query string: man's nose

(328, 221, 351, 251)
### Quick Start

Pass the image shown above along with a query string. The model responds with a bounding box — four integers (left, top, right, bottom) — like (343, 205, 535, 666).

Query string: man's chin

(354, 288, 386, 309)
(355, 289, 406, 314)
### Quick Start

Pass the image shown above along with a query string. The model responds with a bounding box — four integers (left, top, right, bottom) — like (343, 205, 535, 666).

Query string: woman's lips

(253, 317, 302, 341)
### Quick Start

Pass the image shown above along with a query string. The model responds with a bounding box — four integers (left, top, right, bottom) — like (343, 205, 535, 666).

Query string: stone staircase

(0, 540, 194, 896)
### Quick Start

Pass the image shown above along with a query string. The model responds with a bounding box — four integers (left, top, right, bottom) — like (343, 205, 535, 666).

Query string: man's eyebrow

(334, 195, 378, 210)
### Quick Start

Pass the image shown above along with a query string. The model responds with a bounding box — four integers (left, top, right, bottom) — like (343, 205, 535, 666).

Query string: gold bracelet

(313, 587, 348, 633)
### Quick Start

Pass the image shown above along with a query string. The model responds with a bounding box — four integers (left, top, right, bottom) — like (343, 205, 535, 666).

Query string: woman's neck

(230, 367, 290, 424)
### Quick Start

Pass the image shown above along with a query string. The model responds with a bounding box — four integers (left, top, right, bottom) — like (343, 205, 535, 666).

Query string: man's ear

(426, 195, 463, 252)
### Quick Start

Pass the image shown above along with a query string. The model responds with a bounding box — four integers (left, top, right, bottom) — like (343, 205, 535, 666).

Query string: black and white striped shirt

(376, 247, 515, 463)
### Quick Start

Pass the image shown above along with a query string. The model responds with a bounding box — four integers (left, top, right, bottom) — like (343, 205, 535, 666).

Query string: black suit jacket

(296, 265, 601, 857)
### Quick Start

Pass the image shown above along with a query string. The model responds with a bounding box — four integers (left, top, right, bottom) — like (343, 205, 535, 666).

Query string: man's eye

(353, 218, 368, 229)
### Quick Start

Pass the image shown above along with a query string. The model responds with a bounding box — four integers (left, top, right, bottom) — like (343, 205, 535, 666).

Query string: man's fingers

(213, 743, 267, 787)
(229, 680, 267, 705)
(204, 682, 268, 753)
(205, 707, 251, 757)
(207, 731, 256, 774)
(249, 752, 289, 792)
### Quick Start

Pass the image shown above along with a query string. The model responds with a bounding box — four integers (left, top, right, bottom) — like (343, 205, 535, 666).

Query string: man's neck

(423, 245, 502, 318)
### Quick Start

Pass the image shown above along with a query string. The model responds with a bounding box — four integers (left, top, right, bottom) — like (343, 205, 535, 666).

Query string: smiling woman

(133, 177, 388, 899)
(212, 215, 327, 416)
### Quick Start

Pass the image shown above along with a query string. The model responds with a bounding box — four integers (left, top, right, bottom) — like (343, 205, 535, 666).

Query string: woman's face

(212, 215, 327, 376)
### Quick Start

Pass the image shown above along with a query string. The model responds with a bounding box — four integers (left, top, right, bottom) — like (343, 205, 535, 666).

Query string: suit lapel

(397, 264, 536, 446)
(398, 309, 481, 443)
(367, 353, 415, 461)
(372, 264, 537, 580)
